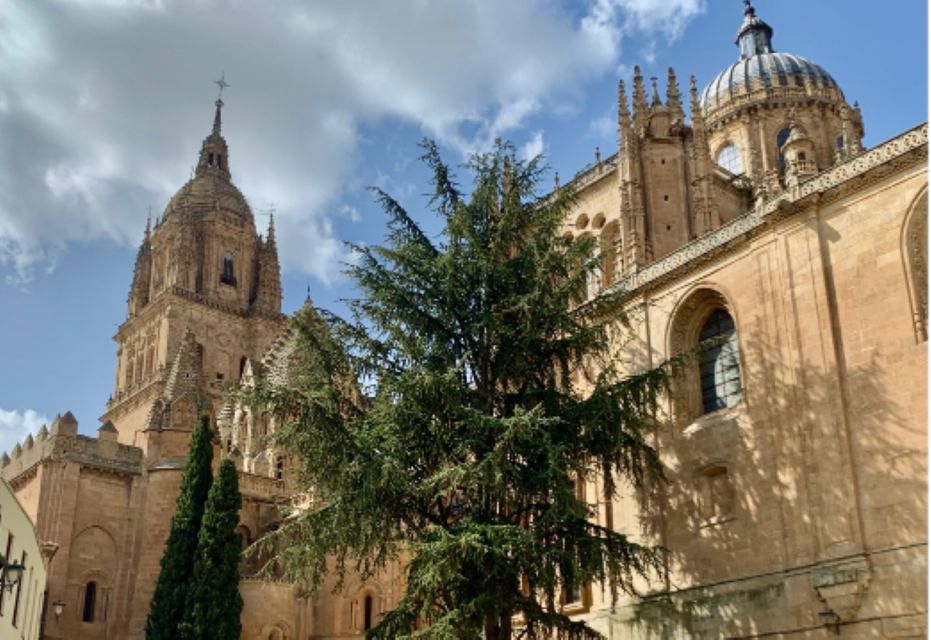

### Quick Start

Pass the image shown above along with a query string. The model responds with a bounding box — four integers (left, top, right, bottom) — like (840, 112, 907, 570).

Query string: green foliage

(146, 414, 215, 640)
(179, 458, 244, 640)
(252, 140, 673, 639)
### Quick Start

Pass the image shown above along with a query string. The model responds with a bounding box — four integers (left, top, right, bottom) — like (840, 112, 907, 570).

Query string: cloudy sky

(0, 0, 926, 453)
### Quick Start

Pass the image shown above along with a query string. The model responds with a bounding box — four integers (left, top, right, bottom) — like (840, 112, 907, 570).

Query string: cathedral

(1, 2, 926, 638)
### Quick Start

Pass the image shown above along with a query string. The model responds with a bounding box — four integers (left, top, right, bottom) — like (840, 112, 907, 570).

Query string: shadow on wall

(626, 318, 925, 638)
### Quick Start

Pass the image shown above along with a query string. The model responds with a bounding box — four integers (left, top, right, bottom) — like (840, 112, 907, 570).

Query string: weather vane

(215, 73, 230, 102)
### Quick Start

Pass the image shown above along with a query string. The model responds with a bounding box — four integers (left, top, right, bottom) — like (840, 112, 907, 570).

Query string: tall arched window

(776, 127, 791, 172)
(698, 309, 742, 413)
(82, 581, 97, 622)
(221, 252, 236, 285)
(716, 144, 743, 175)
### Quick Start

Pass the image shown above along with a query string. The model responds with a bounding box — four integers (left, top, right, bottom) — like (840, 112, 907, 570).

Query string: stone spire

(688, 75, 716, 235)
(617, 72, 648, 272)
(632, 66, 649, 131)
(666, 67, 684, 121)
(128, 218, 153, 317)
(650, 76, 662, 108)
(736, 0, 774, 60)
(254, 212, 283, 315)
(195, 76, 232, 181)
(145, 328, 205, 432)
(618, 79, 631, 135)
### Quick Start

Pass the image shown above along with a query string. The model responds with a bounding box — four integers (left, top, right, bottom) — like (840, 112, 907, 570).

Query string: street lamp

(0, 553, 24, 592)
(52, 600, 66, 622)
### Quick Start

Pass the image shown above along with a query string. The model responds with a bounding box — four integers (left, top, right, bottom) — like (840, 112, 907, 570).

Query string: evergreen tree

(253, 141, 674, 639)
(178, 458, 244, 640)
(146, 414, 215, 640)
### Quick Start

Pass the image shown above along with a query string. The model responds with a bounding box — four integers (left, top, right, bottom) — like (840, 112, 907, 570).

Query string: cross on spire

(215, 73, 230, 103)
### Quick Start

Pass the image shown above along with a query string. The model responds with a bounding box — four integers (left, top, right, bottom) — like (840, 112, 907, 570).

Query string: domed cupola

(699, 1, 864, 192)
(161, 85, 254, 225)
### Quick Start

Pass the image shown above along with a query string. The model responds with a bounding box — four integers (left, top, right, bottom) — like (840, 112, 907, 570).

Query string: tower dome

(698, 1, 863, 191)
(700, 1, 845, 121)
(162, 95, 254, 224)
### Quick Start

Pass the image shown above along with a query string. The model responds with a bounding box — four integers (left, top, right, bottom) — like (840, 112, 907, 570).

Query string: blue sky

(0, 0, 926, 451)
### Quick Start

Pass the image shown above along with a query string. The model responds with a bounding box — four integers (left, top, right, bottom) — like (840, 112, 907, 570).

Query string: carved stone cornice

(591, 124, 927, 307)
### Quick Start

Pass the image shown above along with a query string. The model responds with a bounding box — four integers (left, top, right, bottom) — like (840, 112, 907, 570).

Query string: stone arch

(259, 622, 290, 640)
(354, 585, 380, 632)
(666, 285, 744, 425)
(901, 187, 928, 342)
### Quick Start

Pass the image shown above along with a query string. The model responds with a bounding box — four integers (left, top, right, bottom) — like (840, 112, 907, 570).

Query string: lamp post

(0, 552, 24, 592)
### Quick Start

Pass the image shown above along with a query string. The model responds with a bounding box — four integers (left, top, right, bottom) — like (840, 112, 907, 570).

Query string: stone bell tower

(101, 86, 286, 453)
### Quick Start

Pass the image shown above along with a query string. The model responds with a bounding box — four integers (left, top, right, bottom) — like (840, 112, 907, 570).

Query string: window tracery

(716, 144, 743, 175)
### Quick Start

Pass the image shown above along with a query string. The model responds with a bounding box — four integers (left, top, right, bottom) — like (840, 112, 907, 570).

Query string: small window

(274, 456, 285, 481)
(836, 136, 845, 150)
(221, 252, 236, 286)
(716, 144, 743, 175)
(208, 152, 215, 167)
(239, 356, 248, 378)
(82, 581, 97, 623)
(698, 309, 741, 413)
(217, 155, 223, 169)
(797, 152, 806, 162)
(699, 465, 735, 521)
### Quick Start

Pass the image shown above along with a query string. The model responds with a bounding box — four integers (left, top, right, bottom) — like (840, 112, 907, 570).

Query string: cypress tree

(146, 414, 214, 640)
(253, 141, 675, 639)
(178, 458, 244, 640)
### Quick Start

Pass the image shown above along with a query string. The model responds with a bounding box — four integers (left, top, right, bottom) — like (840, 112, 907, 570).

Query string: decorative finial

(618, 79, 631, 131)
(689, 75, 703, 123)
(736, 0, 773, 59)
(595, 146, 601, 165)
(212, 73, 229, 135)
(650, 77, 661, 107)
(554, 171, 560, 190)
(267, 210, 277, 245)
(666, 67, 683, 119)
(632, 66, 649, 126)
(215, 73, 230, 102)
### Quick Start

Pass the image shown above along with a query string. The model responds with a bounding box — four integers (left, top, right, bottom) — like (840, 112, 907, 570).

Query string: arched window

(82, 581, 97, 622)
(698, 309, 741, 413)
(363, 594, 374, 630)
(221, 252, 236, 285)
(716, 144, 743, 175)
(776, 127, 791, 172)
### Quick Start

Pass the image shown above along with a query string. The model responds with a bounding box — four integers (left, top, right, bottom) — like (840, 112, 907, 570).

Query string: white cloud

(0, 408, 49, 457)
(0, 0, 705, 284)
(520, 131, 545, 162)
